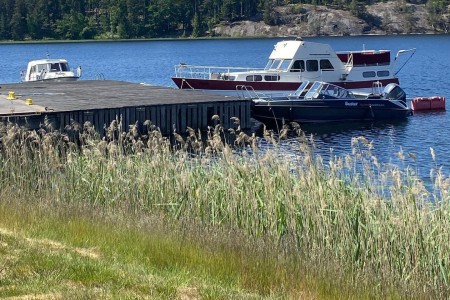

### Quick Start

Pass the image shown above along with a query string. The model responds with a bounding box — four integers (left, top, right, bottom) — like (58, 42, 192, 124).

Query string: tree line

(0, 0, 448, 41)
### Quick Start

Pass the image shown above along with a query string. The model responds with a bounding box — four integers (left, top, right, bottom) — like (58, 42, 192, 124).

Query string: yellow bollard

(25, 98, 33, 105)
(7, 91, 16, 100)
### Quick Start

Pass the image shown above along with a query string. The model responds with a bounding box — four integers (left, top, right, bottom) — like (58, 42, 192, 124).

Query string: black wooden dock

(0, 80, 251, 135)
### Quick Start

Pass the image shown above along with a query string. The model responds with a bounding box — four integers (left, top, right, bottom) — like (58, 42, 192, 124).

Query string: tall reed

(1, 118, 449, 297)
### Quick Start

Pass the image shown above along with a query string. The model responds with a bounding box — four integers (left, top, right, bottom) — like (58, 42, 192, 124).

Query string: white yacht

(172, 37, 414, 97)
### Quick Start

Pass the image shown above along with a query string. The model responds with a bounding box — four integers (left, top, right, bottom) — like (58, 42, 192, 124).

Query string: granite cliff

(213, 2, 446, 37)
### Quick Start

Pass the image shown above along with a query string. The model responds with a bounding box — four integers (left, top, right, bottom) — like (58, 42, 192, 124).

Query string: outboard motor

(383, 83, 406, 101)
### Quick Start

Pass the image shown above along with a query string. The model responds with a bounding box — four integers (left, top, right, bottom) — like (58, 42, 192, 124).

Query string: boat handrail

(174, 64, 264, 79)
(343, 53, 353, 75)
(371, 81, 383, 95)
(236, 85, 269, 100)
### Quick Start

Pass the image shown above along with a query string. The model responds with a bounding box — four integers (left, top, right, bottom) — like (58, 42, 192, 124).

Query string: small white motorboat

(21, 58, 82, 82)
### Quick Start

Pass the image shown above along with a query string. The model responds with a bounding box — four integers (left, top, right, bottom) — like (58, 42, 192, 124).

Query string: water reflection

(255, 117, 447, 189)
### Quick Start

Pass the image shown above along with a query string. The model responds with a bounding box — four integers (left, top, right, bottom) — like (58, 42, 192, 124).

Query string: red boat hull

(172, 77, 400, 92)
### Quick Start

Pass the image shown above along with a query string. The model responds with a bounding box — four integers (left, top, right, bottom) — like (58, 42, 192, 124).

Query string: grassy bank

(1, 120, 449, 298)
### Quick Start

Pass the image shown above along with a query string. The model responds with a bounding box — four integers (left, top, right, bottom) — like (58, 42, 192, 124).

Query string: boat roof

(269, 39, 391, 63)
(28, 58, 69, 65)
(269, 40, 336, 60)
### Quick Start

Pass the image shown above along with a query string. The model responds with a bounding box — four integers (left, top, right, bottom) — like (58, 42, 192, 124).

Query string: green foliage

(0, 0, 449, 40)
(427, 0, 450, 31)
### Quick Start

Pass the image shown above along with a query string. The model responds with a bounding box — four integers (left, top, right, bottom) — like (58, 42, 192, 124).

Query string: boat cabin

(263, 40, 344, 73)
(229, 39, 394, 84)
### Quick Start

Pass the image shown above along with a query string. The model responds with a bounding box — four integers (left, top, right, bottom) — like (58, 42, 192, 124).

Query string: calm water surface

(1, 35, 450, 179)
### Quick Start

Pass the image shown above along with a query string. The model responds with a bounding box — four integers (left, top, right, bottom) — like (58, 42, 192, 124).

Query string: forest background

(0, 0, 449, 41)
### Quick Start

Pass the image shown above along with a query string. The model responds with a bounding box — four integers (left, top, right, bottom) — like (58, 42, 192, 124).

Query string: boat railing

(174, 64, 264, 79)
(371, 81, 383, 95)
(343, 53, 353, 73)
(95, 73, 106, 80)
(236, 85, 270, 100)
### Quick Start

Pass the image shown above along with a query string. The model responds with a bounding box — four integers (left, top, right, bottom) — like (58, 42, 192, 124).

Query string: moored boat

(21, 58, 81, 82)
(172, 37, 415, 97)
(251, 81, 412, 125)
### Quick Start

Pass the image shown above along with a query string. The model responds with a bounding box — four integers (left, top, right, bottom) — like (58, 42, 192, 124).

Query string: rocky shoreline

(213, 2, 446, 37)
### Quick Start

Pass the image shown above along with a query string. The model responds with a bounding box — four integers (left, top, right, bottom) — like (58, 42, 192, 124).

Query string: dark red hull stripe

(172, 77, 400, 91)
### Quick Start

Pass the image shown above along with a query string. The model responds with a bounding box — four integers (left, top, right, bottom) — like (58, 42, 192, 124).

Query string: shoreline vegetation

(1, 118, 450, 298)
(0, 31, 446, 46)
(0, 0, 449, 42)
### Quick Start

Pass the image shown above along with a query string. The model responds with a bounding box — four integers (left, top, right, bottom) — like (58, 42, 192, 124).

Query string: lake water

(1, 35, 450, 180)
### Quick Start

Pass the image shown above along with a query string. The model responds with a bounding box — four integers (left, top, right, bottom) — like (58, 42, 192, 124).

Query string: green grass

(1, 120, 450, 298)
(0, 200, 323, 299)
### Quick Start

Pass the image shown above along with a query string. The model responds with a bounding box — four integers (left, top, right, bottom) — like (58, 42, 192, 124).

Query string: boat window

(290, 60, 305, 72)
(246, 75, 262, 81)
(306, 60, 319, 72)
(37, 64, 47, 72)
(377, 70, 390, 77)
(50, 63, 61, 72)
(318, 83, 349, 98)
(267, 59, 282, 70)
(279, 59, 292, 70)
(289, 81, 311, 98)
(363, 71, 376, 78)
(264, 59, 274, 70)
(264, 75, 280, 81)
(320, 59, 334, 71)
(223, 75, 235, 80)
(320, 84, 335, 96)
(304, 82, 322, 99)
(60, 63, 70, 72)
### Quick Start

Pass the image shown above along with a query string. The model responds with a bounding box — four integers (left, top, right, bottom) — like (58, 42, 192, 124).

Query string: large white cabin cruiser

(172, 37, 414, 97)
(21, 58, 81, 82)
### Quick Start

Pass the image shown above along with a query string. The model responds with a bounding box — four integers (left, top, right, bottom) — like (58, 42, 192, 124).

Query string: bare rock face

(366, 2, 432, 34)
(213, 2, 435, 37)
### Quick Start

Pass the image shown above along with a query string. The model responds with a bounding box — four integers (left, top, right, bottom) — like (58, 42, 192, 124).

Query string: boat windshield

(36, 64, 48, 72)
(49, 62, 70, 72)
(264, 59, 273, 70)
(289, 81, 311, 98)
(264, 59, 292, 71)
(279, 59, 292, 70)
(60, 63, 70, 71)
(305, 82, 354, 99)
(267, 59, 283, 70)
(50, 63, 61, 72)
(304, 82, 323, 99)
